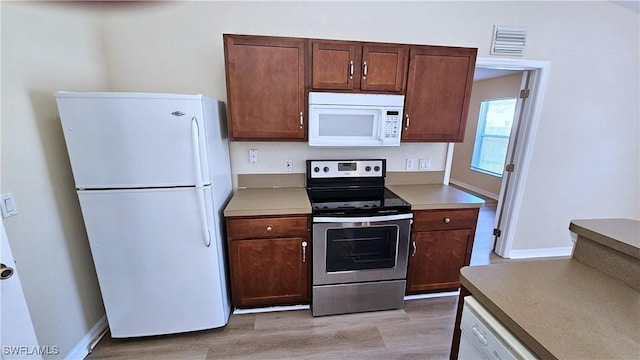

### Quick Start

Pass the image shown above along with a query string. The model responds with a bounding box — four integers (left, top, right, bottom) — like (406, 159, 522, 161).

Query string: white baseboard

(404, 291, 460, 301)
(508, 246, 573, 259)
(233, 304, 310, 314)
(448, 179, 499, 200)
(232, 294, 461, 315)
(65, 315, 108, 360)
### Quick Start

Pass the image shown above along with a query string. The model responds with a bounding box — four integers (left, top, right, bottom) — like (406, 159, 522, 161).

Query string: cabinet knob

(266, 226, 273, 232)
(443, 218, 451, 224)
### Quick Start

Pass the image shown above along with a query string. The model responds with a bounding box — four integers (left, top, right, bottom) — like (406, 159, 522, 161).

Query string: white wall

(1, 2, 638, 351)
(1, 2, 109, 358)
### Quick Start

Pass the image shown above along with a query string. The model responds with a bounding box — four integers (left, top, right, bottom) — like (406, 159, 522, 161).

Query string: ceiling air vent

(491, 26, 527, 56)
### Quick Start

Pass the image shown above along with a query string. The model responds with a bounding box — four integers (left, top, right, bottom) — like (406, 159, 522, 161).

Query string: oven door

(312, 213, 412, 286)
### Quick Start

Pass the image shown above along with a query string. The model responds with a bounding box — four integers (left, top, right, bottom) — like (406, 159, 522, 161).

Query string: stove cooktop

(307, 187, 411, 216)
(306, 159, 412, 216)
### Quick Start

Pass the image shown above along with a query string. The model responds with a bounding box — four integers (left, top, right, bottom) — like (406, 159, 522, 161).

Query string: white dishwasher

(458, 296, 538, 360)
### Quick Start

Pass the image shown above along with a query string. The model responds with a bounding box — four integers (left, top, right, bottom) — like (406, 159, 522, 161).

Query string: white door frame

(446, 57, 551, 258)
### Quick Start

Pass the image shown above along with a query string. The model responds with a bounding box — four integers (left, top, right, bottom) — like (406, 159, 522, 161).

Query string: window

(471, 98, 517, 177)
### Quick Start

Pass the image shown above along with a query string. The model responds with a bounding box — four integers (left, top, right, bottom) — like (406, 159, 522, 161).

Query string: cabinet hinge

(493, 228, 502, 237)
(505, 163, 515, 173)
(520, 88, 530, 99)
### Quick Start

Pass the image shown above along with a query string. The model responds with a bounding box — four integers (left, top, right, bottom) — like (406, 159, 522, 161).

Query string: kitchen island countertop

(459, 218, 640, 359)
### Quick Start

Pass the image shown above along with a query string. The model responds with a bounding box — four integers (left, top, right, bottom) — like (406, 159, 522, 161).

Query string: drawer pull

(266, 226, 273, 232)
(302, 241, 308, 263)
(443, 218, 451, 224)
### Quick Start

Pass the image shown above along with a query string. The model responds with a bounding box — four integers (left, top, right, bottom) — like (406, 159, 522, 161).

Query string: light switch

(1, 193, 18, 218)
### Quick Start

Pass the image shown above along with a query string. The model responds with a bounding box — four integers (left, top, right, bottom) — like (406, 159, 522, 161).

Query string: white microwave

(308, 92, 405, 147)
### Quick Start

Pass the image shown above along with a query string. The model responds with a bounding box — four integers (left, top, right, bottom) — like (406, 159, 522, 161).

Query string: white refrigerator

(55, 92, 233, 338)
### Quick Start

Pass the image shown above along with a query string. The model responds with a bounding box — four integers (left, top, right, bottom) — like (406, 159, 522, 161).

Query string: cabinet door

(360, 45, 408, 92)
(403, 46, 476, 142)
(224, 35, 306, 141)
(406, 229, 473, 294)
(311, 41, 360, 90)
(229, 237, 310, 308)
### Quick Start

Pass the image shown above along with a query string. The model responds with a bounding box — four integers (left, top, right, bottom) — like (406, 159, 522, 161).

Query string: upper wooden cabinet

(223, 34, 306, 141)
(222, 34, 477, 142)
(311, 41, 408, 93)
(402, 46, 477, 142)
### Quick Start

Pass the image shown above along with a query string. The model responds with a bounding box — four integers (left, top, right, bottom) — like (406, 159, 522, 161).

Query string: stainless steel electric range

(306, 159, 413, 317)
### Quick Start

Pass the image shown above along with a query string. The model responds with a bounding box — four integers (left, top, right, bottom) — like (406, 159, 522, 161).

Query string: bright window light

(471, 98, 517, 177)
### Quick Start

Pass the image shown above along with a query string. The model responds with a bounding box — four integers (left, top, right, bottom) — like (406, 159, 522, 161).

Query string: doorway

(447, 57, 551, 260)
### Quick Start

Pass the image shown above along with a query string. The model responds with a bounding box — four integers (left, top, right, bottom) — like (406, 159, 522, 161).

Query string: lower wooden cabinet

(406, 208, 479, 294)
(226, 215, 311, 308)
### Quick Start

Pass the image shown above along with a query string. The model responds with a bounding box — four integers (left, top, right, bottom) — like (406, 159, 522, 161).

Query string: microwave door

(309, 106, 382, 146)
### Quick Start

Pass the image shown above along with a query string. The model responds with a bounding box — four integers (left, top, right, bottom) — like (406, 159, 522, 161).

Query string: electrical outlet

(284, 159, 293, 172)
(249, 149, 258, 164)
(419, 158, 431, 170)
(405, 158, 415, 170)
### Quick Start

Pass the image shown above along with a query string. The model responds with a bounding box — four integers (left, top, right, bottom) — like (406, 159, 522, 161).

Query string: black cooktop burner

(307, 187, 411, 216)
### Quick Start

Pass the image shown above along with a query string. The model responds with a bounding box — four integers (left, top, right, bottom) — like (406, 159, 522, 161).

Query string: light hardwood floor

(88, 187, 500, 359)
(87, 295, 459, 359)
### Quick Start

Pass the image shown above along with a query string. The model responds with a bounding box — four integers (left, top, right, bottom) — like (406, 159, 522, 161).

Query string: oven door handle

(313, 213, 413, 223)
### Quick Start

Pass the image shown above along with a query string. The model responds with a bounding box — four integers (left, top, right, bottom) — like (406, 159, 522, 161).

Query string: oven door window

(325, 225, 398, 272)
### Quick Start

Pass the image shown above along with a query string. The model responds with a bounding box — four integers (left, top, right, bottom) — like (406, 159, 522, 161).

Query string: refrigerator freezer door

(56, 93, 211, 189)
(77, 187, 230, 337)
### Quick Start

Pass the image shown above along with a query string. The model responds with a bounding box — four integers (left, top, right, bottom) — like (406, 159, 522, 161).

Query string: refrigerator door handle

(191, 117, 211, 247)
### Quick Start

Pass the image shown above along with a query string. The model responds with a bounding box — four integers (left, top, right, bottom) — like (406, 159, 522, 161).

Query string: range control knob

(323, 166, 330, 172)
(365, 166, 371, 172)
(374, 166, 381, 172)
(314, 167, 320, 173)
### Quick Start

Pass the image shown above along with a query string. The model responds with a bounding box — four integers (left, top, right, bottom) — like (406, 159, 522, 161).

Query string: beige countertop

(387, 184, 485, 210)
(460, 260, 640, 359)
(460, 219, 640, 359)
(223, 187, 311, 217)
(570, 218, 640, 260)
(224, 184, 484, 217)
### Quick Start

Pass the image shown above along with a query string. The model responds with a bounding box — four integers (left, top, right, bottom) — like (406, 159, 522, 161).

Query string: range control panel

(308, 160, 385, 179)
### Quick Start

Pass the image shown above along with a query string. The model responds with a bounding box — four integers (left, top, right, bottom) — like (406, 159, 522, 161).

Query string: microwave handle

(404, 113, 410, 130)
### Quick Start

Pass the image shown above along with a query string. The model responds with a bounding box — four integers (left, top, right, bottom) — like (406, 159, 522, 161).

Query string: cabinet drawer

(227, 216, 308, 240)
(412, 208, 479, 231)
